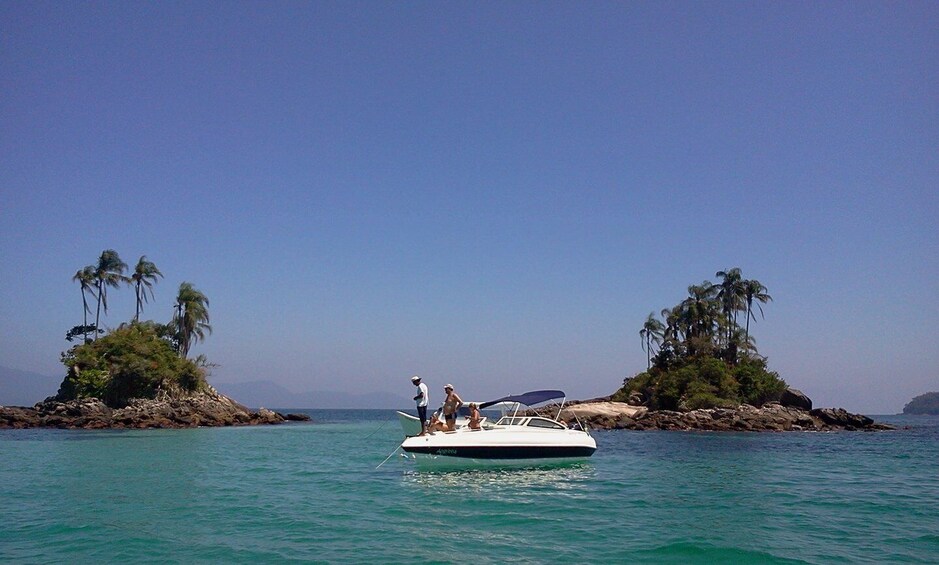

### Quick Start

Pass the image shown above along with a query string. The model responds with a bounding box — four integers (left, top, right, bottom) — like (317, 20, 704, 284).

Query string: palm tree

(72, 265, 98, 342)
(173, 282, 212, 358)
(743, 279, 772, 345)
(93, 250, 128, 339)
(733, 326, 758, 356)
(130, 256, 163, 321)
(723, 325, 759, 364)
(640, 312, 665, 369)
(679, 282, 719, 350)
(715, 267, 746, 345)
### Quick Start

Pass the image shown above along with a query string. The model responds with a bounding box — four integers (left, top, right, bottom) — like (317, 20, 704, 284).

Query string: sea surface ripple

(2, 412, 937, 564)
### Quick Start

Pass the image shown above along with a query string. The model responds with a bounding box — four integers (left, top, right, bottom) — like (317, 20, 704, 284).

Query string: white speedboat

(398, 390, 596, 468)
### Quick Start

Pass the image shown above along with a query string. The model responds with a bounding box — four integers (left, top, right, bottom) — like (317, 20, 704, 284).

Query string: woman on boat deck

(442, 384, 463, 431)
(427, 409, 446, 433)
(468, 403, 482, 430)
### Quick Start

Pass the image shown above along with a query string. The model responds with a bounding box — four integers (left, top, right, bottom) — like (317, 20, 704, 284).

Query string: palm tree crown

(173, 282, 212, 358)
(72, 265, 98, 342)
(679, 281, 719, 347)
(743, 279, 772, 344)
(643, 269, 772, 366)
(131, 256, 163, 321)
(716, 267, 746, 344)
(640, 312, 665, 369)
(93, 250, 128, 339)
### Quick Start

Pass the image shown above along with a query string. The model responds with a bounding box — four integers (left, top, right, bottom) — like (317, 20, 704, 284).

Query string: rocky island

(556, 389, 894, 432)
(0, 387, 312, 429)
(546, 268, 896, 432)
(902, 392, 939, 415)
(0, 250, 309, 430)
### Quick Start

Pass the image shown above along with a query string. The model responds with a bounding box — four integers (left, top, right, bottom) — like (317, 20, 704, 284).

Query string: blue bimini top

(479, 390, 565, 410)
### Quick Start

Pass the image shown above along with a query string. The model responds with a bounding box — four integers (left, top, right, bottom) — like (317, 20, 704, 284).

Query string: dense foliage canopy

(58, 322, 207, 405)
(902, 392, 939, 415)
(615, 268, 787, 410)
(614, 356, 786, 411)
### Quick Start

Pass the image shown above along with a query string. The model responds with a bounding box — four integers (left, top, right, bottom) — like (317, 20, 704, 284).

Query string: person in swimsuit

(441, 384, 463, 431)
(467, 402, 482, 430)
(427, 409, 447, 433)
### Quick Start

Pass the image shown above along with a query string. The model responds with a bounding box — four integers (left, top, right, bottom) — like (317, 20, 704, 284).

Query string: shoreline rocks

(2, 393, 892, 432)
(556, 401, 895, 432)
(0, 388, 311, 430)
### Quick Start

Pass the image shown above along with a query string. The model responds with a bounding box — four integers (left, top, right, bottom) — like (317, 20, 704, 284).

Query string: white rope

(364, 419, 388, 440)
(375, 445, 400, 469)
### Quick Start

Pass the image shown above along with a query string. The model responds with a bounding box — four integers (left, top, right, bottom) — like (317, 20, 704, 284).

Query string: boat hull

(396, 411, 423, 437)
(401, 444, 596, 459)
(399, 426, 597, 469)
(401, 451, 593, 470)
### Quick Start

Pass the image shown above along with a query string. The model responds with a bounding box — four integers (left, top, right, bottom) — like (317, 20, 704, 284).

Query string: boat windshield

(495, 416, 567, 430)
(526, 417, 566, 430)
(497, 416, 527, 426)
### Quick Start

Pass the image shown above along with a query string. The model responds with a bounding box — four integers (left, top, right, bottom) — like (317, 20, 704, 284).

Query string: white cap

(444, 383, 453, 390)
(411, 375, 421, 383)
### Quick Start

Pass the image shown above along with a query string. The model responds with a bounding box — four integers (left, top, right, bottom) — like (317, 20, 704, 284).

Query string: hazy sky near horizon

(1, 2, 936, 413)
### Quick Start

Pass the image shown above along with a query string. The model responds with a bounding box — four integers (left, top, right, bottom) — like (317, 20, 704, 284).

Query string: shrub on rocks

(58, 322, 208, 406)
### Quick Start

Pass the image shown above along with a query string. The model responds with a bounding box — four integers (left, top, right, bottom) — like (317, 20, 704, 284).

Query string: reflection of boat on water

(401, 464, 595, 494)
(398, 390, 597, 469)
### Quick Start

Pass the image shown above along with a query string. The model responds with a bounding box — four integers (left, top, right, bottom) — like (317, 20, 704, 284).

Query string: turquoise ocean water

(2, 411, 937, 564)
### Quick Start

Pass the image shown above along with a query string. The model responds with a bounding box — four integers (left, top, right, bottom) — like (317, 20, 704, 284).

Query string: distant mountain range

(0, 366, 409, 410)
(0, 366, 61, 406)
(213, 380, 411, 410)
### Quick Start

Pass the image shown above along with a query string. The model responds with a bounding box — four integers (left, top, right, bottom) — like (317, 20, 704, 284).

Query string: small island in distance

(0, 259, 893, 431)
(0, 249, 309, 429)
(903, 392, 939, 415)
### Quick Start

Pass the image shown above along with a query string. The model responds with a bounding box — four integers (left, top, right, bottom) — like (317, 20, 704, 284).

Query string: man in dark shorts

(411, 375, 429, 436)
(442, 384, 463, 431)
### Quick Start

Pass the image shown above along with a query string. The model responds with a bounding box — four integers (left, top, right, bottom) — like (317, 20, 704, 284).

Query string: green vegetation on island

(902, 392, 939, 415)
(614, 267, 787, 410)
(59, 249, 213, 406)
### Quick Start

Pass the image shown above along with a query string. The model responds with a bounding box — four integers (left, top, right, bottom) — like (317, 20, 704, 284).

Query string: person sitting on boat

(442, 384, 464, 431)
(467, 403, 482, 430)
(427, 409, 447, 433)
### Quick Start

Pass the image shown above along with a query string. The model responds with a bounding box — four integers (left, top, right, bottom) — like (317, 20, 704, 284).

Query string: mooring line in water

(375, 445, 400, 469)
(363, 419, 388, 440)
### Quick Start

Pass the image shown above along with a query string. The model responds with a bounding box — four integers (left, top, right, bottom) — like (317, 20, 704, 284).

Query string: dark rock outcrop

(561, 401, 893, 432)
(809, 407, 873, 430)
(0, 388, 302, 429)
(780, 387, 813, 410)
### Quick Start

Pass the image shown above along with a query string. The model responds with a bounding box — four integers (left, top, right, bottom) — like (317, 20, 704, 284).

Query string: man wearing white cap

(411, 375, 429, 436)
(442, 383, 463, 431)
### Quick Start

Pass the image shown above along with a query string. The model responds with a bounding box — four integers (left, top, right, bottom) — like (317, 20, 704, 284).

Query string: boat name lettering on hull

(404, 445, 597, 459)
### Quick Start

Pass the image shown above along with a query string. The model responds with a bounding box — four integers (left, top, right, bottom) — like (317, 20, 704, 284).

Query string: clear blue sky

(1, 2, 936, 413)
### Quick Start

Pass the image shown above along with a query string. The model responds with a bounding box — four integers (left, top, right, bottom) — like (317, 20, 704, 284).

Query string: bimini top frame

(479, 389, 567, 420)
